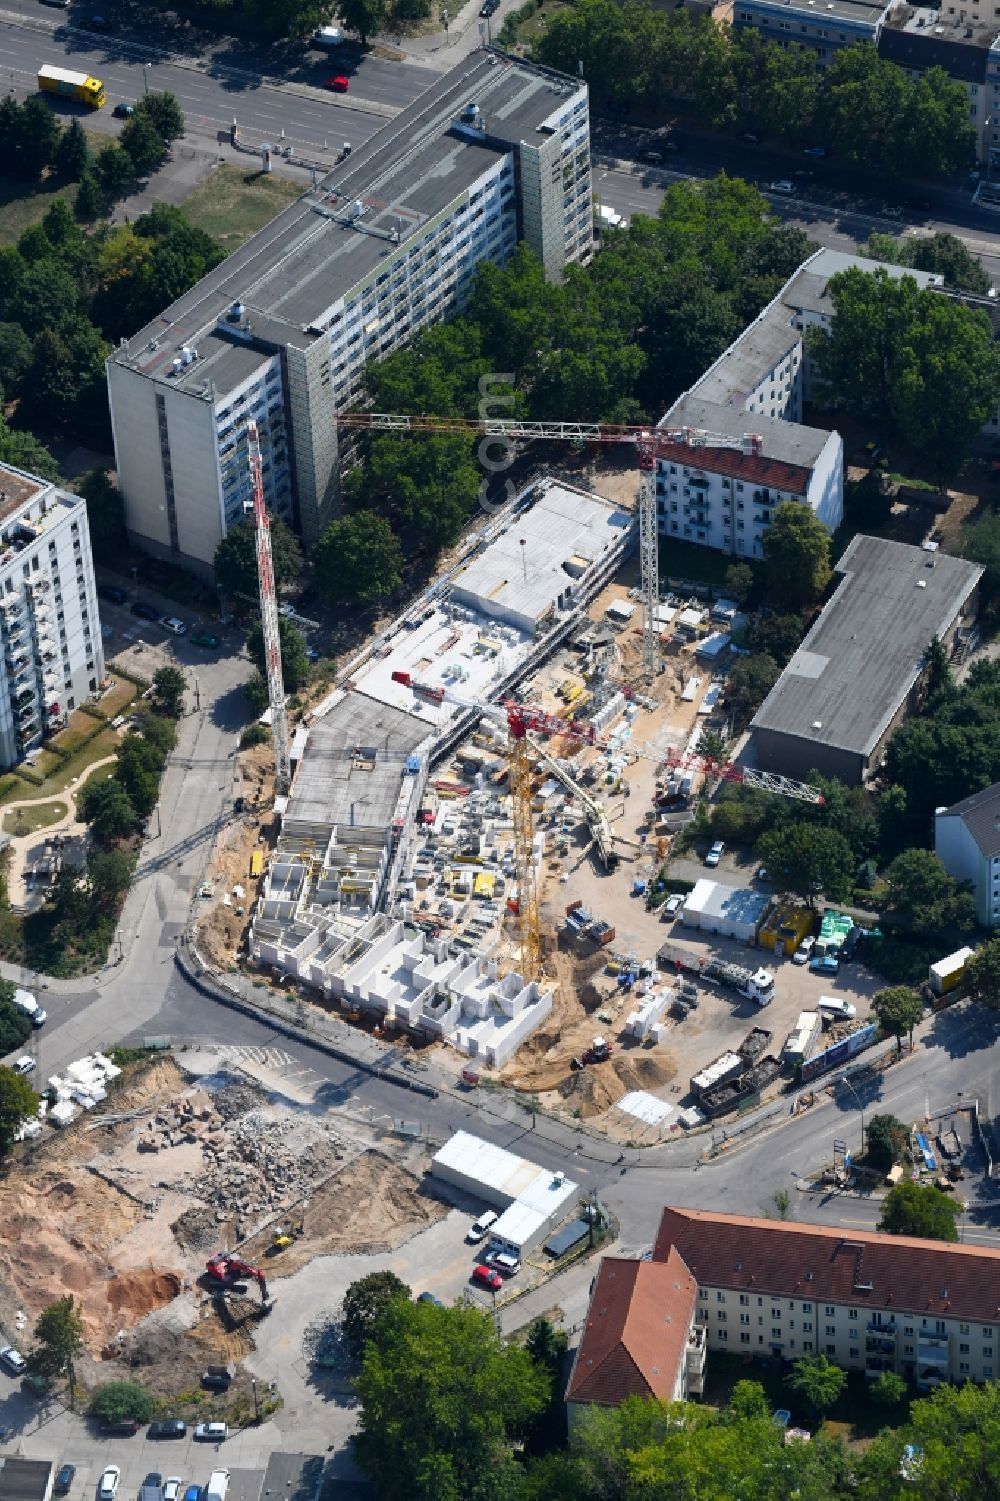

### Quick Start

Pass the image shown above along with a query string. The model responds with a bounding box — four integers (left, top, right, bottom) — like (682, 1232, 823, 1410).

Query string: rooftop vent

(917, 579, 928, 588)
(462, 102, 481, 122)
(811, 720, 823, 730)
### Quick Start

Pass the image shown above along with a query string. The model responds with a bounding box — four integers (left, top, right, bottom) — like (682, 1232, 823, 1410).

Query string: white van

(817, 996, 856, 1021)
(205, 1471, 230, 1501)
(311, 24, 343, 45)
(13, 988, 46, 1027)
(488, 1250, 521, 1277)
(466, 1209, 498, 1244)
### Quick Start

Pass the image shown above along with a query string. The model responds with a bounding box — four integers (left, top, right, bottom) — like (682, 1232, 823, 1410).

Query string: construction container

(929, 946, 975, 995)
(758, 903, 813, 955)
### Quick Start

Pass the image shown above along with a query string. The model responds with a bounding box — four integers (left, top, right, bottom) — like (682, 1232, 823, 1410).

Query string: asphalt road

(0, 5, 438, 149)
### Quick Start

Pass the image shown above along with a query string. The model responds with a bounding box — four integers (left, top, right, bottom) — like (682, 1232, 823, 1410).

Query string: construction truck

(204, 1252, 270, 1304)
(659, 943, 774, 1007)
(571, 1036, 615, 1070)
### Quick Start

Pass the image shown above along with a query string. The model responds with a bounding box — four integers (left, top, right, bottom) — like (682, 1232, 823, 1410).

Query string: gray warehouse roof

(938, 783, 1000, 858)
(741, 0, 887, 22)
(113, 51, 583, 393)
(751, 535, 982, 758)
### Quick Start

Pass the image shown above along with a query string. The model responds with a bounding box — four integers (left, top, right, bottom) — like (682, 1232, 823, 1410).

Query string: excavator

(204, 1252, 270, 1304)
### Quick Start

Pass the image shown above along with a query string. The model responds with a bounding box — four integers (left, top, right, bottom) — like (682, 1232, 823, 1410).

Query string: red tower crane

(246, 420, 291, 794)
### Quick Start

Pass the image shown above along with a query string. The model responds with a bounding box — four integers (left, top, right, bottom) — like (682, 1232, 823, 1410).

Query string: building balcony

(865, 1357, 897, 1378)
(867, 1318, 896, 1335)
(686, 1323, 706, 1395)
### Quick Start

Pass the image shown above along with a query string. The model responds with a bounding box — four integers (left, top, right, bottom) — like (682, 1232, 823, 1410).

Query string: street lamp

(442, 6, 449, 30)
(838, 1074, 866, 1160)
(143, 62, 151, 97)
(251, 1376, 260, 1424)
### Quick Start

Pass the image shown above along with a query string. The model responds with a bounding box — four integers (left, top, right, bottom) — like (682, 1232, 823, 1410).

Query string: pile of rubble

(137, 1089, 220, 1153)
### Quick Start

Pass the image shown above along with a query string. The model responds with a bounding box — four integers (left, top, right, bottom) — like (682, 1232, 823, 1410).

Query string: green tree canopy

(883, 848, 973, 933)
(75, 469, 125, 555)
(353, 1299, 549, 1501)
(786, 1352, 846, 1416)
(77, 777, 138, 846)
(865, 1112, 909, 1173)
(878, 1179, 960, 1241)
(871, 985, 923, 1054)
(864, 229, 991, 294)
(757, 822, 855, 906)
(89, 1379, 156, 1424)
(213, 516, 302, 600)
(762, 502, 832, 610)
(134, 92, 185, 146)
(869, 1369, 908, 1408)
(119, 112, 168, 176)
(336, 0, 388, 42)
(726, 653, 780, 724)
(0, 987, 32, 1056)
(341, 1271, 411, 1359)
(314, 513, 404, 607)
(152, 666, 187, 719)
(55, 119, 90, 183)
(964, 937, 1000, 1010)
(29, 1296, 84, 1399)
(0, 1064, 37, 1155)
(248, 616, 310, 694)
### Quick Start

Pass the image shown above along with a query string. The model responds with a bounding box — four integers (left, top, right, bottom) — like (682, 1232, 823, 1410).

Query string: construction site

(0, 1052, 446, 1401)
(190, 419, 879, 1142)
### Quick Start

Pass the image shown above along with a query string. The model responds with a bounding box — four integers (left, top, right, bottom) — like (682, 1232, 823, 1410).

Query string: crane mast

(247, 420, 291, 794)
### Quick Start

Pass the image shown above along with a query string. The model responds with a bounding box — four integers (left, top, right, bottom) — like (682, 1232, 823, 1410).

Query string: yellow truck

(38, 65, 105, 108)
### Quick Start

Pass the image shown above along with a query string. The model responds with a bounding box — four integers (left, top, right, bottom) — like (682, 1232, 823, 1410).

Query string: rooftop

(112, 51, 583, 394)
(750, 534, 982, 758)
(667, 393, 830, 472)
(286, 695, 432, 831)
(783, 247, 943, 318)
(653, 1205, 1000, 1323)
(0, 463, 48, 525)
(880, 5, 998, 80)
(742, 0, 889, 22)
(432, 1128, 568, 1202)
(451, 481, 632, 628)
(684, 877, 771, 928)
(938, 781, 1000, 858)
(691, 311, 801, 409)
(566, 1251, 699, 1407)
(0, 1461, 53, 1501)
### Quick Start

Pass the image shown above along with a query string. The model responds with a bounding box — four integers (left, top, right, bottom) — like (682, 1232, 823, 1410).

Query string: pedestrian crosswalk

(213, 1044, 297, 1069)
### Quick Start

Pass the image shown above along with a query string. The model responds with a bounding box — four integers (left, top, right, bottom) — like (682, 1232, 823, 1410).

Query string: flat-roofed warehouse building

(431, 1129, 577, 1255)
(107, 51, 593, 574)
(750, 535, 982, 785)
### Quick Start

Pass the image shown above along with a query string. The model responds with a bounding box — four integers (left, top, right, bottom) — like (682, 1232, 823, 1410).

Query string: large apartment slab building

(107, 51, 593, 575)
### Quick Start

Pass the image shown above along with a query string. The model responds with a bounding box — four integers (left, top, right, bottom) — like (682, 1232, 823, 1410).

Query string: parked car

(483, 1249, 521, 1276)
(98, 583, 127, 604)
(131, 601, 159, 621)
(183, 1487, 202, 1501)
(201, 1366, 232, 1391)
(112, 102, 135, 118)
(189, 631, 220, 649)
(80, 13, 112, 29)
(99, 1419, 139, 1436)
(159, 615, 186, 635)
(193, 1423, 229, 1442)
(142, 1476, 163, 1491)
(0, 1346, 25, 1374)
(819, 996, 857, 1020)
(480, 0, 499, 15)
(705, 840, 725, 868)
(472, 1264, 503, 1292)
(12, 1056, 35, 1075)
(663, 893, 684, 918)
(802, 145, 826, 157)
(149, 1420, 187, 1439)
(98, 1469, 121, 1501)
(792, 936, 815, 966)
(839, 925, 864, 961)
(768, 179, 795, 195)
(163, 1481, 182, 1501)
(809, 954, 840, 976)
(416, 1292, 443, 1305)
(54, 1467, 76, 1495)
(325, 75, 350, 91)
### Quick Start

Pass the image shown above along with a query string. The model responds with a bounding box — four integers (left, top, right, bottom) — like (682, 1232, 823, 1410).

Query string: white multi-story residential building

(734, 0, 893, 62)
(0, 464, 104, 769)
(107, 50, 593, 575)
(935, 783, 1000, 927)
(568, 1206, 1000, 1418)
(879, 8, 998, 165)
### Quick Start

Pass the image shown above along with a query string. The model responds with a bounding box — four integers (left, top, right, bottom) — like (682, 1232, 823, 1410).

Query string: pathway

(2, 757, 118, 911)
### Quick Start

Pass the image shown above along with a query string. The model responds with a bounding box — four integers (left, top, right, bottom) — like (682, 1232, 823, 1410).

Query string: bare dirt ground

(198, 740, 276, 967)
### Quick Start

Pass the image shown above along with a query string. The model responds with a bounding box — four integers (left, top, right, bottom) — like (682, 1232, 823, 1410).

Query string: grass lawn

(181, 165, 303, 252)
(0, 726, 120, 808)
(2, 800, 68, 837)
(702, 1353, 910, 1446)
(660, 538, 762, 592)
(510, 0, 569, 44)
(91, 675, 141, 721)
(0, 171, 76, 248)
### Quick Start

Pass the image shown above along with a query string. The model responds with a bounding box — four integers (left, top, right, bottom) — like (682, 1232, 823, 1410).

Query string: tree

(744, 611, 805, 667)
(353, 1300, 549, 1501)
(865, 1112, 909, 1173)
(723, 561, 753, 606)
(55, 119, 90, 182)
(74, 171, 104, 222)
(248, 616, 310, 694)
(964, 937, 1000, 1010)
(726, 1379, 770, 1422)
(213, 516, 302, 600)
(864, 229, 991, 295)
(342, 1271, 411, 1359)
(883, 848, 973, 933)
(879, 1180, 960, 1241)
(726, 653, 780, 723)
(314, 513, 404, 607)
(0, 411, 59, 482)
(29, 1296, 84, 1404)
(757, 823, 855, 906)
(925, 634, 951, 697)
(861, 1380, 1000, 1500)
(337, 0, 389, 43)
(0, 322, 32, 393)
(870, 1369, 907, 1407)
(772, 1188, 791, 1220)
(75, 469, 125, 554)
(786, 1353, 846, 1416)
(134, 92, 185, 147)
(77, 777, 138, 845)
(762, 501, 831, 610)
(115, 732, 163, 820)
(152, 666, 187, 719)
(119, 112, 167, 176)
(0, 989, 32, 1056)
(0, 1064, 37, 1156)
(96, 142, 135, 200)
(90, 1379, 156, 1425)
(13, 96, 61, 179)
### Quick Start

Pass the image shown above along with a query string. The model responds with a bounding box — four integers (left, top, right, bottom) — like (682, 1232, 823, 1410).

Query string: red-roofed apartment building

(567, 1206, 1000, 1418)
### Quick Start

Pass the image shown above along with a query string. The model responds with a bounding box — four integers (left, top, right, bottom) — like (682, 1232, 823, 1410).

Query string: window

(825, 1324, 836, 1336)
(960, 1324, 970, 1335)
(826, 1344, 836, 1355)
(802, 1303, 812, 1313)
(739, 1295, 749, 1306)
(960, 1361, 970, 1373)
(718, 1329, 728, 1342)
(740, 1314, 750, 1325)
(804, 1340, 814, 1352)
(960, 1343, 970, 1354)
(825, 1307, 835, 1317)
(803, 1322, 813, 1333)
(740, 1333, 750, 1344)
(848, 1310, 858, 1321)
(772, 1328, 782, 1340)
(718, 1311, 727, 1323)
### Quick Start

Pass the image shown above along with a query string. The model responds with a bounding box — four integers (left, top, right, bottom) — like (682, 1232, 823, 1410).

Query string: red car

(472, 1264, 503, 1292)
(326, 75, 350, 91)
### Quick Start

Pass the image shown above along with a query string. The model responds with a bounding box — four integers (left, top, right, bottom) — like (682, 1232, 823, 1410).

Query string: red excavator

(205, 1252, 269, 1303)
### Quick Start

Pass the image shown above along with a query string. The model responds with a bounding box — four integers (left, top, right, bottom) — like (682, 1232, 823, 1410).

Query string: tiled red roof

(656, 438, 811, 496)
(566, 1250, 697, 1407)
(654, 1206, 1000, 1323)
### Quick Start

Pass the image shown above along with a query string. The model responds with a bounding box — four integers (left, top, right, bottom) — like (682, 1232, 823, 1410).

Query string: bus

(37, 65, 105, 108)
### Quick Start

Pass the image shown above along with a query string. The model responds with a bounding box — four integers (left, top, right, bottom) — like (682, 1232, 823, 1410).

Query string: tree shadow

(210, 682, 259, 732)
(925, 1002, 1000, 1059)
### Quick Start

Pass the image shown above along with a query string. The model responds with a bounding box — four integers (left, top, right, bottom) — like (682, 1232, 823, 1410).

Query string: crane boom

(247, 420, 291, 795)
(336, 412, 762, 453)
(663, 749, 824, 805)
